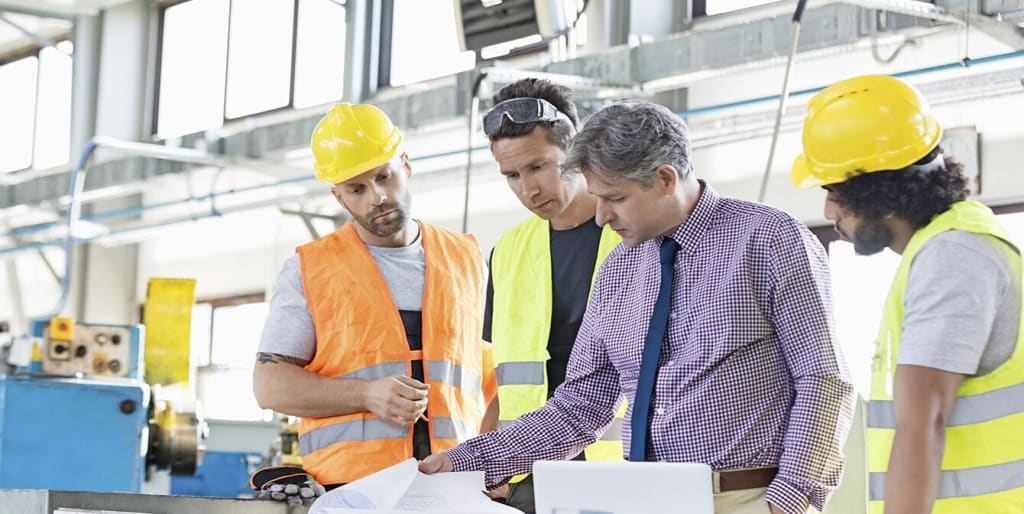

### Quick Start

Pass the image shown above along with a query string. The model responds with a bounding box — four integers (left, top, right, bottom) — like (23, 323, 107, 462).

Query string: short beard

(357, 205, 409, 238)
(851, 217, 892, 256)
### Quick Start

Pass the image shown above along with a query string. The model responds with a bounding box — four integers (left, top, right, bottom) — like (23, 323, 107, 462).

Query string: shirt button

(667, 360, 675, 366)
(669, 312, 679, 319)
(655, 407, 666, 415)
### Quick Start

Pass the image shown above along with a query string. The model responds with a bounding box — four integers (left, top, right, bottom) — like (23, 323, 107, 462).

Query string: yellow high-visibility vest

(868, 200, 1024, 513)
(490, 216, 625, 482)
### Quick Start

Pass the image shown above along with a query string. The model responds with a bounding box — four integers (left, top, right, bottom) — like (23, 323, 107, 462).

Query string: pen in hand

(392, 375, 430, 423)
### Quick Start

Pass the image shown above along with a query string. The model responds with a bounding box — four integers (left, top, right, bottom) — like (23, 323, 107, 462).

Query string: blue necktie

(629, 238, 679, 462)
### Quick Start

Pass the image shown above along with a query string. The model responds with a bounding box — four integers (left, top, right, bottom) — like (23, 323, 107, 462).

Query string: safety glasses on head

(482, 97, 575, 137)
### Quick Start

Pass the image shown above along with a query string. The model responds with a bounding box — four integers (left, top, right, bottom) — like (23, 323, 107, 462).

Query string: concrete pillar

(77, 0, 152, 323)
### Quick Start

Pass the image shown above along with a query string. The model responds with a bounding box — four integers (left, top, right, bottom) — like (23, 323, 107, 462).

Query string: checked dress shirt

(449, 182, 855, 514)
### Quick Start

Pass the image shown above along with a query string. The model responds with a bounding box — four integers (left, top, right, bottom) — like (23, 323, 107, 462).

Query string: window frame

(152, 0, 347, 137)
(193, 291, 266, 369)
(191, 291, 273, 422)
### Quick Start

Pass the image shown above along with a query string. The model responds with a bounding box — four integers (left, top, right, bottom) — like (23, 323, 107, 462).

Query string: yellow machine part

(48, 317, 75, 341)
(143, 278, 196, 386)
(149, 396, 205, 475)
(280, 419, 302, 466)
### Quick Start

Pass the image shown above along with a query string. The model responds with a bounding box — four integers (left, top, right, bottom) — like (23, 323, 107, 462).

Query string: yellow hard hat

(311, 103, 404, 184)
(791, 75, 942, 189)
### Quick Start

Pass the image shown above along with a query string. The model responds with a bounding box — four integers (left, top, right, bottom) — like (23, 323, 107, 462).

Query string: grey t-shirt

(258, 232, 425, 361)
(898, 230, 1020, 375)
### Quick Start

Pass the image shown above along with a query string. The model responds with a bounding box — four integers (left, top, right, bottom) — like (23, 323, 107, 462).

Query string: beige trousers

(715, 397, 870, 514)
(714, 487, 773, 514)
(714, 487, 815, 514)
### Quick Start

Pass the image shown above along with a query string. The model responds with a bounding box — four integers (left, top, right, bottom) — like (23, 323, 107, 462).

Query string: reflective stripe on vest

(496, 361, 545, 386)
(296, 223, 487, 485)
(431, 416, 477, 441)
(869, 458, 1024, 502)
(867, 200, 1024, 513)
(297, 359, 484, 454)
(301, 418, 406, 454)
(427, 360, 483, 395)
(336, 362, 408, 380)
(867, 381, 1024, 429)
(300, 415, 476, 455)
(490, 216, 626, 472)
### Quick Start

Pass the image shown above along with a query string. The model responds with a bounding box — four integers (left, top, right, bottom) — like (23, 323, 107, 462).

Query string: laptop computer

(532, 461, 714, 514)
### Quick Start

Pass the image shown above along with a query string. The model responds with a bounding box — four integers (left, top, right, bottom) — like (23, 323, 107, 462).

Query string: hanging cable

(42, 141, 98, 320)
(871, 9, 919, 64)
(757, 0, 808, 204)
(461, 71, 489, 233)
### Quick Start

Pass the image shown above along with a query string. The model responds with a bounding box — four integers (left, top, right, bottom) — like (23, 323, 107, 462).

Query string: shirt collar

(662, 180, 719, 254)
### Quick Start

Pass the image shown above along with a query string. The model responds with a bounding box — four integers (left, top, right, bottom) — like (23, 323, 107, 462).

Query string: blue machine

(0, 375, 150, 492)
(171, 451, 261, 498)
(0, 320, 152, 492)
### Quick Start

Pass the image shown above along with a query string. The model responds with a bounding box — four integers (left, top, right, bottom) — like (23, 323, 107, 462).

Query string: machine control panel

(40, 321, 142, 379)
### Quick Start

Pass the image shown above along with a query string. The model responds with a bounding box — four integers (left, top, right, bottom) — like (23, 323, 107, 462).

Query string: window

(191, 294, 272, 422)
(0, 57, 37, 172)
(0, 41, 73, 173)
(33, 46, 74, 170)
(156, 0, 230, 138)
(293, 0, 348, 109)
(156, 0, 347, 138)
(224, 0, 295, 118)
(387, 0, 475, 87)
(828, 240, 900, 398)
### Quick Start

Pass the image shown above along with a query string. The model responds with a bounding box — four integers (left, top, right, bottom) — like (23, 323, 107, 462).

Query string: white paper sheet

(309, 458, 522, 514)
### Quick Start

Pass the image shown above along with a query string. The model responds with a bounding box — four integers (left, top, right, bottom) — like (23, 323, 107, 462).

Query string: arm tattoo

(257, 352, 309, 367)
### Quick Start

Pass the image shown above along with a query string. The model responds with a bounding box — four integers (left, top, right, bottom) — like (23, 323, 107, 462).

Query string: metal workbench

(0, 490, 308, 514)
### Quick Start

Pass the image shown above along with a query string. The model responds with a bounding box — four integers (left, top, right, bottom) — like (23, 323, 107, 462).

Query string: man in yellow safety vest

(481, 78, 624, 513)
(792, 74, 1024, 513)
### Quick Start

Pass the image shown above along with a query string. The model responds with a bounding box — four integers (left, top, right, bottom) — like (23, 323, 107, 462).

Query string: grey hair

(561, 100, 693, 188)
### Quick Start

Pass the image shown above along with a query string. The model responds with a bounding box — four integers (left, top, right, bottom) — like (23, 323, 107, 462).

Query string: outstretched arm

(423, 276, 622, 489)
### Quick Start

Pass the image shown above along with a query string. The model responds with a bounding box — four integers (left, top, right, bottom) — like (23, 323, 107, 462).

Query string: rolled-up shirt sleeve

(765, 220, 856, 514)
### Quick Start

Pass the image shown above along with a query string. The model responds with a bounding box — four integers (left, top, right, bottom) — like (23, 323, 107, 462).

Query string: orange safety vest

(295, 222, 494, 484)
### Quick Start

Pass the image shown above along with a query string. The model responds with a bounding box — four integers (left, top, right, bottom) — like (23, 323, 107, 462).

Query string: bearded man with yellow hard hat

(253, 103, 497, 488)
(793, 75, 1024, 514)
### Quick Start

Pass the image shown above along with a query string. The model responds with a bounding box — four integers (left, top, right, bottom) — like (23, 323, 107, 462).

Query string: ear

(400, 152, 412, 177)
(330, 186, 347, 210)
(654, 164, 678, 195)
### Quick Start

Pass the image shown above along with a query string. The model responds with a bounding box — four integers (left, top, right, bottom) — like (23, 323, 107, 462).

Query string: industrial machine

(0, 317, 204, 493)
(270, 417, 302, 467)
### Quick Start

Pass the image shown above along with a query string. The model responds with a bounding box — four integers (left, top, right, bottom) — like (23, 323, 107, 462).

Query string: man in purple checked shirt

(421, 100, 855, 514)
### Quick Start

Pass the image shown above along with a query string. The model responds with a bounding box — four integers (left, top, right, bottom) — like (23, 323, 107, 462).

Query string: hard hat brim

(791, 154, 832, 189)
(315, 150, 399, 185)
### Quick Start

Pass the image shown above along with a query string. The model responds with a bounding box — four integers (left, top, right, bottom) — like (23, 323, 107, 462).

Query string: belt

(713, 467, 778, 493)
